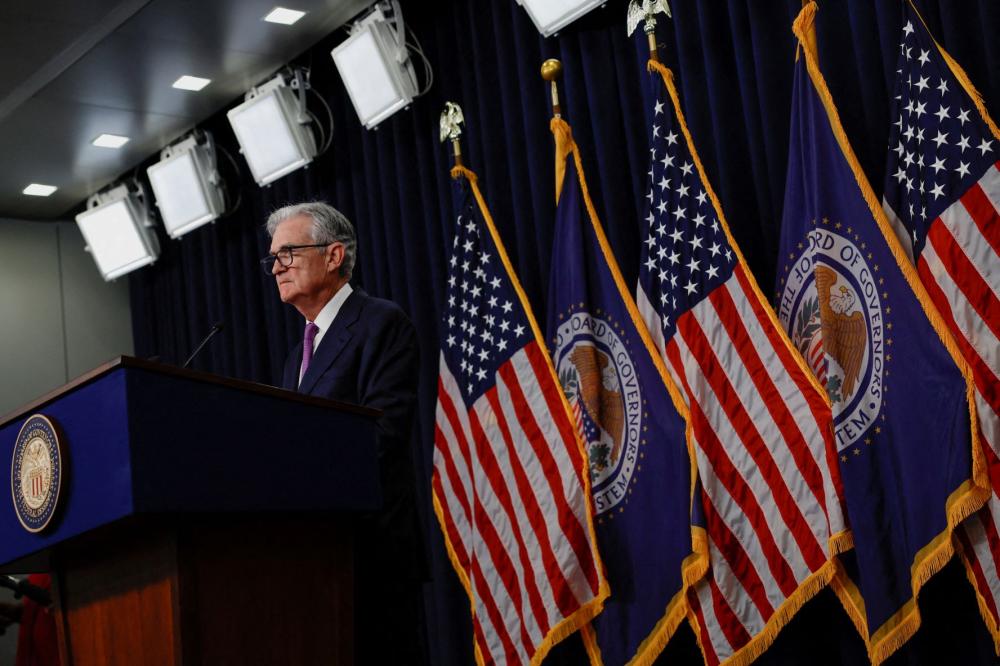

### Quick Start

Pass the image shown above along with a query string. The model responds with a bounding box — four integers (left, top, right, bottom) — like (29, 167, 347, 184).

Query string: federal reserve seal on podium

(10, 414, 64, 533)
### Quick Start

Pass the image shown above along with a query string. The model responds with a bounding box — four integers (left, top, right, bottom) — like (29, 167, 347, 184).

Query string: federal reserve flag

(432, 166, 609, 665)
(547, 118, 700, 666)
(636, 58, 847, 666)
(880, 2, 1000, 650)
(778, 4, 988, 663)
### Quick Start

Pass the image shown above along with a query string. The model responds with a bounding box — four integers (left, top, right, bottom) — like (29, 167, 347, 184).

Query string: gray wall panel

(57, 221, 133, 378)
(0, 219, 132, 662)
(0, 221, 66, 415)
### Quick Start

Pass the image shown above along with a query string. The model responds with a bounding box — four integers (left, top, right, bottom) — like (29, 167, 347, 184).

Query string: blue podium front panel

(0, 360, 380, 571)
(0, 370, 133, 570)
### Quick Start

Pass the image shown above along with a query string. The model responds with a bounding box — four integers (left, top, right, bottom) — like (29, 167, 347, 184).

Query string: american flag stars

(884, 20, 996, 257)
(442, 206, 530, 398)
(638, 96, 735, 336)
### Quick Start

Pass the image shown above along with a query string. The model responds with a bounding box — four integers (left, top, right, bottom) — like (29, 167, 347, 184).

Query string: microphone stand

(182, 321, 225, 369)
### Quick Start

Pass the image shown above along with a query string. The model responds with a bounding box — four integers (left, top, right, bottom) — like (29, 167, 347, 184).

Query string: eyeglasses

(260, 243, 331, 275)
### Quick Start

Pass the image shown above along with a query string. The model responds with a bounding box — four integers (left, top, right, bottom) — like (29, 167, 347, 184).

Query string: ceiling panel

(0, 20, 95, 71)
(119, 0, 369, 56)
(0, 0, 371, 221)
(39, 32, 273, 117)
(0, 98, 192, 219)
(0, 0, 135, 25)
(0, 1, 152, 122)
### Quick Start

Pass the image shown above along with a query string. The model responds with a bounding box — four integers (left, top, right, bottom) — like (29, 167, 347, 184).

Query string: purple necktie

(299, 322, 319, 384)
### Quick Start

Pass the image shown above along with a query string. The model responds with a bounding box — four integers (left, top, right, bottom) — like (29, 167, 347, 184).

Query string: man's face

(269, 215, 336, 310)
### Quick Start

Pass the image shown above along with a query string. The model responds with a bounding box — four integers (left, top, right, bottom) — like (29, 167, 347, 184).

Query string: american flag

(635, 61, 847, 665)
(432, 169, 607, 665)
(881, 4, 1000, 648)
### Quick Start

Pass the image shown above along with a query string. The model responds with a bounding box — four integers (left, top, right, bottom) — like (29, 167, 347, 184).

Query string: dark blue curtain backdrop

(128, 1, 1000, 663)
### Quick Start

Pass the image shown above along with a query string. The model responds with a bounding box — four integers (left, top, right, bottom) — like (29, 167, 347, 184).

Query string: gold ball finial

(540, 59, 563, 82)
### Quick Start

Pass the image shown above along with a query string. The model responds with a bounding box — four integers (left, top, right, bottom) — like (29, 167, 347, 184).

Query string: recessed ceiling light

(92, 134, 130, 149)
(23, 183, 57, 197)
(172, 75, 212, 91)
(263, 7, 306, 25)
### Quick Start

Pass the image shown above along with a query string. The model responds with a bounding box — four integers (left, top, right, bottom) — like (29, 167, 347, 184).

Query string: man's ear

(326, 243, 344, 274)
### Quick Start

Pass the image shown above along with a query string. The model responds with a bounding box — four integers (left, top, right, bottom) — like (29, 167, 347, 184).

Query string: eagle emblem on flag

(815, 265, 866, 401)
(561, 344, 625, 474)
(551, 308, 644, 515)
(778, 223, 889, 450)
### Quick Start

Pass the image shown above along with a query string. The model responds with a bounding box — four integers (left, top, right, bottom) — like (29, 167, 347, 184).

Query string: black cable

(308, 88, 335, 155)
(216, 144, 244, 218)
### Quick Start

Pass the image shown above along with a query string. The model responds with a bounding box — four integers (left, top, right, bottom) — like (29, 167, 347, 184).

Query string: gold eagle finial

(439, 102, 464, 144)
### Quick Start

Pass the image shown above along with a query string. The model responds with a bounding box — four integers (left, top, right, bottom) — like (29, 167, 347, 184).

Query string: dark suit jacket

(282, 288, 424, 579)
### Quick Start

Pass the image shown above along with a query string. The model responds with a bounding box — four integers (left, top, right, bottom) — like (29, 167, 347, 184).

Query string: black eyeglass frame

(260, 243, 332, 275)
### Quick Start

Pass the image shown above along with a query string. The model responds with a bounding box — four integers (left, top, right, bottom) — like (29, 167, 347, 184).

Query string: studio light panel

(147, 144, 224, 239)
(75, 195, 159, 281)
(227, 84, 316, 186)
(332, 22, 415, 129)
(515, 0, 605, 36)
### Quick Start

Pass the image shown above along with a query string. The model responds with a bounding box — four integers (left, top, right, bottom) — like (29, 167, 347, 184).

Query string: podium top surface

(0, 356, 380, 430)
(1, 357, 382, 572)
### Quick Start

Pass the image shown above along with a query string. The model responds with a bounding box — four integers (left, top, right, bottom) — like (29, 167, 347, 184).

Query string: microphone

(182, 321, 225, 369)
(0, 575, 51, 607)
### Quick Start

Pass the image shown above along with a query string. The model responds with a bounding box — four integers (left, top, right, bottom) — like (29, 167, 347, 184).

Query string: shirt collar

(309, 282, 353, 350)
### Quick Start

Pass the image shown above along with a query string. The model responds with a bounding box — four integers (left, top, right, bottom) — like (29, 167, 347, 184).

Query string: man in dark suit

(264, 202, 424, 665)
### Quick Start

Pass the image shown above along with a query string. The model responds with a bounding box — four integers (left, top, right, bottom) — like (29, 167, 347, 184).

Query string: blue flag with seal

(546, 117, 703, 666)
(777, 5, 988, 664)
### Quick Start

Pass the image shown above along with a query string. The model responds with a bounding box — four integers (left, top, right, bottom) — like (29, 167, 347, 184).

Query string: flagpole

(541, 59, 563, 119)
(646, 23, 659, 62)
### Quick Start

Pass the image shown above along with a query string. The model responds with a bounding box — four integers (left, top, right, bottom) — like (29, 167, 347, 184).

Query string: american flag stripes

(432, 167, 608, 665)
(635, 60, 847, 666)
(881, 3, 1000, 650)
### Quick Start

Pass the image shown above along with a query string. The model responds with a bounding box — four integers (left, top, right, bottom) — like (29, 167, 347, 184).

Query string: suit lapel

(297, 289, 365, 395)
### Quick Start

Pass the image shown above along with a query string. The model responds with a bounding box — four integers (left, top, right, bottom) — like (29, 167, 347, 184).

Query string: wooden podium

(0, 357, 381, 666)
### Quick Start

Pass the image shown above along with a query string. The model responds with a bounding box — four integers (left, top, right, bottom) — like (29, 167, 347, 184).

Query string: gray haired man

(264, 202, 426, 664)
